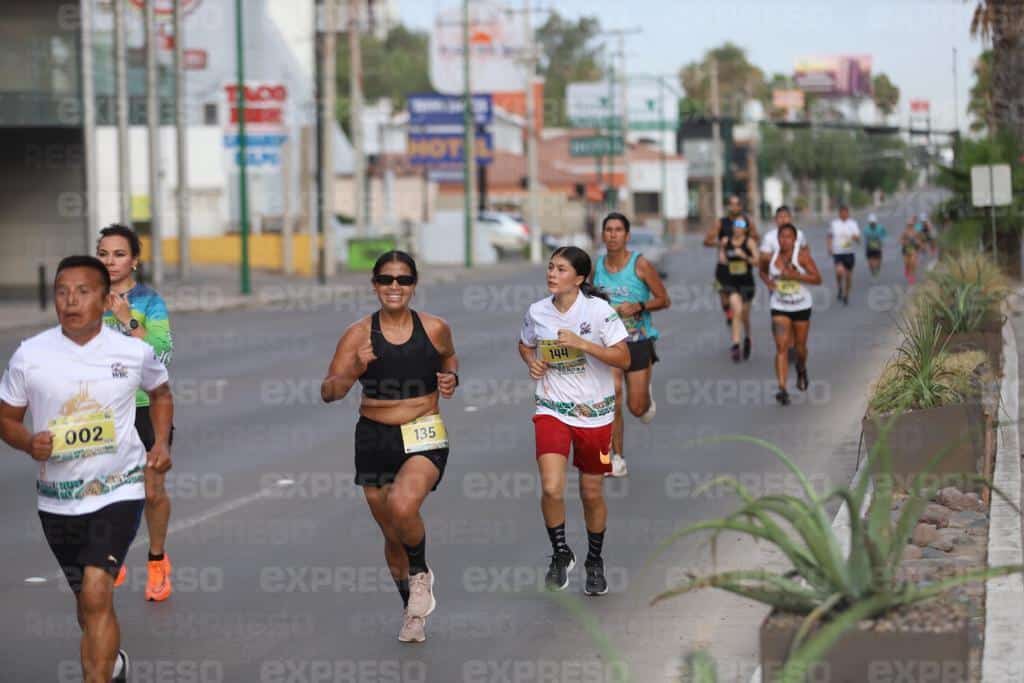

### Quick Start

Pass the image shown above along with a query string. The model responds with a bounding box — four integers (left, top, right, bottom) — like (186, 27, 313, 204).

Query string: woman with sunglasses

(520, 246, 630, 596)
(321, 251, 458, 644)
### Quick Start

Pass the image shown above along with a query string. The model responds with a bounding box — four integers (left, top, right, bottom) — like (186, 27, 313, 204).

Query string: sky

(396, 0, 986, 133)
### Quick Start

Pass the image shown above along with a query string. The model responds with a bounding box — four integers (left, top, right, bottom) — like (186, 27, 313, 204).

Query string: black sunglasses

(373, 274, 416, 286)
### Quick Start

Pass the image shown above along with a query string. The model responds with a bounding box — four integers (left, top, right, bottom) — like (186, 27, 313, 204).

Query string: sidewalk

(0, 259, 538, 334)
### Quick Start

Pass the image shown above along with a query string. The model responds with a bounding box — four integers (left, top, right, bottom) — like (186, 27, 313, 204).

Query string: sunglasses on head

(373, 274, 416, 286)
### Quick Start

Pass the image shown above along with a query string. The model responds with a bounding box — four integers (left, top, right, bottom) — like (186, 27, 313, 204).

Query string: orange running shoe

(114, 564, 127, 588)
(145, 555, 172, 602)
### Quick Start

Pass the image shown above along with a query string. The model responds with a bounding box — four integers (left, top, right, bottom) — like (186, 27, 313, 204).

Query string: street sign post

(971, 163, 1013, 260)
(570, 135, 624, 158)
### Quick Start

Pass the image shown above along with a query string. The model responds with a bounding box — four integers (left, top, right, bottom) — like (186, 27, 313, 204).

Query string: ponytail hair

(551, 246, 610, 302)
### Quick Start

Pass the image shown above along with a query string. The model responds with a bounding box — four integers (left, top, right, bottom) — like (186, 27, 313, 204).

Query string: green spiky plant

(650, 431, 1022, 683)
(682, 650, 718, 683)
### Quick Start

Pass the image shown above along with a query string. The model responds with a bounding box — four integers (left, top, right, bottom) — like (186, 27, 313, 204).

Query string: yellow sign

(131, 195, 150, 221)
(400, 414, 449, 454)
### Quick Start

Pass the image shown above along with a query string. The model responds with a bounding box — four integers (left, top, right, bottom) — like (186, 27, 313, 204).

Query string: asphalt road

(0, 191, 944, 682)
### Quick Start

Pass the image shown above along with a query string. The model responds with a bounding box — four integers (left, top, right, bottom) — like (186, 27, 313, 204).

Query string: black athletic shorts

(865, 249, 882, 260)
(714, 263, 730, 289)
(39, 499, 144, 593)
(720, 280, 756, 302)
(135, 406, 174, 452)
(626, 339, 659, 373)
(355, 416, 447, 490)
(771, 308, 812, 322)
(832, 254, 855, 270)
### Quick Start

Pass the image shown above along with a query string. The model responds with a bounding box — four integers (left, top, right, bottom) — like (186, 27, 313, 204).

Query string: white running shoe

(640, 384, 657, 424)
(609, 453, 629, 478)
(406, 570, 436, 618)
(398, 610, 426, 643)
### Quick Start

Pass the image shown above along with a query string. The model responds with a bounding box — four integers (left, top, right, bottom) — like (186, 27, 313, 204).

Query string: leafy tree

(968, 50, 994, 133)
(871, 73, 900, 118)
(679, 43, 765, 119)
(968, 0, 1024, 140)
(535, 13, 605, 127)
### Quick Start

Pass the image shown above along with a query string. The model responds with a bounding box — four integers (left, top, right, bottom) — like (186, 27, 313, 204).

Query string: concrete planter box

(760, 610, 969, 683)
(863, 403, 991, 492)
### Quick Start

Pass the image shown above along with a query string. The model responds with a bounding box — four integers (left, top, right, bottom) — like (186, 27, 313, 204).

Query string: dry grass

(869, 350, 987, 417)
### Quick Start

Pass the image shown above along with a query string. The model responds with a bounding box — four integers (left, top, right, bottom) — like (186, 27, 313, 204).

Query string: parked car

(477, 211, 530, 258)
(596, 228, 668, 277)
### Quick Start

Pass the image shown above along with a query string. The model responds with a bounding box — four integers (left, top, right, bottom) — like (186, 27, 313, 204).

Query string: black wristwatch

(638, 302, 647, 313)
(442, 371, 459, 387)
(123, 318, 139, 335)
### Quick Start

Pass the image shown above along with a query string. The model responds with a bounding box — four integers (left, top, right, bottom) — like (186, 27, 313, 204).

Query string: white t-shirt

(520, 292, 629, 428)
(760, 228, 808, 255)
(0, 326, 169, 515)
(829, 218, 861, 255)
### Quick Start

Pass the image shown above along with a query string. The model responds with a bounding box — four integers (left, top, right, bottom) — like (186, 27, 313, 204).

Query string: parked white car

(477, 211, 531, 258)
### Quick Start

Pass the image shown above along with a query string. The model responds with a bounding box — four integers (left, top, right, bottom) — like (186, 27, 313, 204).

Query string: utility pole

(595, 27, 641, 213)
(523, 0, 541, 264)
(710, 57, 723, 220)
(145, 0, 164, 285)
(952, 47, 960, 133)
(659, 76, 667, 225)
(321, 0, 337, 278)
(234, 0, 250, 294)
(80, 0, 98, 249)
(349, 0, 366, 236)
(462, 0, 476, 267)
(113, 0, 131, 228)
(174, 0, 190, 279)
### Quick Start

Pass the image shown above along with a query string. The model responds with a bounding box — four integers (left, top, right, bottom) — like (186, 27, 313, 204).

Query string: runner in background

(901, 218, 924, 284)
(718, 218, 758, 362)
(593, 212, 670, 478)
(97, 224, 175, 601)
(827, 205, 861, 306)
(704, 195, 759, 329)
(863, 214, 888, 277)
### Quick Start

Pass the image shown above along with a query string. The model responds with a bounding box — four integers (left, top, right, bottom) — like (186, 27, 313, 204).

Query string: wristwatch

(123, 318, 139, 335)
(441, 371, 459, 387)
(638, 302, 647, 313)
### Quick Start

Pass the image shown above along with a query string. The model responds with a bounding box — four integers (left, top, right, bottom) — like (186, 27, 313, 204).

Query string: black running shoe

(743, 336, 751, 360)
(113, 650, 129, 683)
(730, 343, 741, 363)
(545, 549, 575, 591)
(583, 558, 609, 596)
(775, 389, 791, 406)
(796, 364, 809, 392)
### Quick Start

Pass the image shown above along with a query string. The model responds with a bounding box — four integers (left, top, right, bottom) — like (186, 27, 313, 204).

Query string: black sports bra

(359, 310, 442, 400)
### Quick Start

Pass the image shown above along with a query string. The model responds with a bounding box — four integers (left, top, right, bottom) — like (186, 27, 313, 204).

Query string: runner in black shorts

(321, 250, 458, 644)
(704, 195, 759, 329)
(718, 218, 758, 362)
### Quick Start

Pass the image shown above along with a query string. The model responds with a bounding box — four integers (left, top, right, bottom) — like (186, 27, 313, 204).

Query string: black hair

(550, 246, 610, 301)
(372, 250, 418, 282)
(778, 223, 798, 239)
(56, 255, 111, 294)
(775, 205, 792, 216)
(839, 204, 850, 211)
(601, 212, 631, 233)
(98, 224, 142, 258)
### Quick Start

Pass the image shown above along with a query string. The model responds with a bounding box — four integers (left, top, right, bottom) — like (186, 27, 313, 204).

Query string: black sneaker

(583, 558, 609, 596)
(730, 343, 741, 363)
(742, 336, 751, 360)
(775, 388, 791, 406)
(545, 549, 575, 591)
(113, 649, 129, 683)
(796, 364, 809, 392)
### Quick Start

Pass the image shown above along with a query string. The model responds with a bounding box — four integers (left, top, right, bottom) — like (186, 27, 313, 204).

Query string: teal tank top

(594, 252, 658, 341)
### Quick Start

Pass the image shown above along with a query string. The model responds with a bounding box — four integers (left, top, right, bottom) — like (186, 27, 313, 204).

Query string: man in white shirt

(760, 205, 808, 258)
(827, 205, 861, 305)
(0, 255, 173, 683)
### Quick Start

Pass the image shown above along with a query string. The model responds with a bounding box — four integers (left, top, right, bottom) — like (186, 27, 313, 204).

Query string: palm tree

(969, 1, 1024, 140)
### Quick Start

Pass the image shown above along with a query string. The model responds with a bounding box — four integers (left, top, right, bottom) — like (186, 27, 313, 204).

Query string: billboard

(794, 55, 872, 97)
(429, 1, 527, 95)
(567, 81, 677, 130)
(223, 82, 288, 171)
(408, 132, 494, 166)
(407, 93, 493, 127)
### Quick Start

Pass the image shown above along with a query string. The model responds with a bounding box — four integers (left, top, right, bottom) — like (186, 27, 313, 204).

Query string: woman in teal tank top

(592, 213, 671, 478)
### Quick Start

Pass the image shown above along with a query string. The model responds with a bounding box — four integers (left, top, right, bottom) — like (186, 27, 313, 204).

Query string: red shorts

(533, 414, 613, 475)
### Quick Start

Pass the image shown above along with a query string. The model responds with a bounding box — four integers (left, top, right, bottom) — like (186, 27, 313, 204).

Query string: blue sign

(408, 132, 493, 166)
(407, 93, 493, 126)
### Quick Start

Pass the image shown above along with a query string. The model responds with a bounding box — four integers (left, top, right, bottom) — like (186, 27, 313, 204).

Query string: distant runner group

(0, 201, 940, 674)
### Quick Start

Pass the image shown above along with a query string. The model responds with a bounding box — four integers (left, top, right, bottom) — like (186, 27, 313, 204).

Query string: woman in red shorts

(518, 246, 630, 596)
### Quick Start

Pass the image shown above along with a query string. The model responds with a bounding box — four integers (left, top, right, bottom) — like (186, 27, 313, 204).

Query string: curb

(980, 311, 1024, 683)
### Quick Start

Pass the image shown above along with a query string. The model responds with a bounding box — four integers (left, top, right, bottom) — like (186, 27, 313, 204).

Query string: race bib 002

(400, 414, 449, 454)
(48, 411, 117, 462)
(537, 339, 585, 366)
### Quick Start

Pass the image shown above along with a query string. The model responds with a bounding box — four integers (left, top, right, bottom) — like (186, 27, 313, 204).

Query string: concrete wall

(0, 127, 87, 295)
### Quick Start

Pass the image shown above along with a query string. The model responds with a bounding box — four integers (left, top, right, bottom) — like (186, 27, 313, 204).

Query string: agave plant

(867, 309, 971, 415)
(681, 650, 717, 683)
(651, 430, 1022, 683)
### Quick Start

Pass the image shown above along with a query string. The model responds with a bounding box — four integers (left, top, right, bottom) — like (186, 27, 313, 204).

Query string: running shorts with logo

(533, 415, 613, 475)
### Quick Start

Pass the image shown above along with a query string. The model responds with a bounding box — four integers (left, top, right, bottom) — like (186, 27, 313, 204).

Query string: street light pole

(710, 57, 723, 220)
(524, 0, 542, 264)
(349, 0, 366, 236)
(113, 0, 131, 228)
(145, 0, 164, 285)
(234, 0, 251, 294)
(321, 0, 337, 279)
(80, 0, 98, 249)
(174, 0, 190, 280)
(462, 0, 476, 267)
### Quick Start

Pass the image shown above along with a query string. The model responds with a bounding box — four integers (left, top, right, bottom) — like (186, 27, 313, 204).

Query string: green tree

(335, 25, 432, 132)
(968, 1, 1024, 140)
(535, 13, 604, 127)
(679, 43, 766, 119)
(871, 73, 900, 117)
(968, 50, 994, 133)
